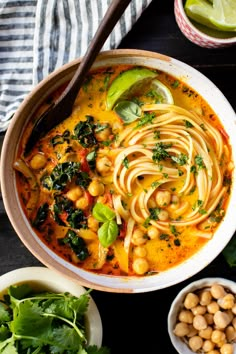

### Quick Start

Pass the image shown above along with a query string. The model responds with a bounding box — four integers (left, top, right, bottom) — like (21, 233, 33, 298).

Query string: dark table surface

(1, 1, 236, 353)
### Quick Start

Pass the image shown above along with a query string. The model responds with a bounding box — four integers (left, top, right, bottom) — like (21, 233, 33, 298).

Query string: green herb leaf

(0, 304, 11, 324)
(114, 100, 141, 123)
(73, 115, 97, 148)
(92, 203, 115, 223)
(98, 220, 119, 247)
(87, 345, 111, 354)
(223, 235, 236, 267)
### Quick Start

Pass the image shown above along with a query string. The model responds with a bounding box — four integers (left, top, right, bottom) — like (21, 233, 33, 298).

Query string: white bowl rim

(0, 266, 103, 347)
(167, 277, 236, 354)
(1, 49, 236, 293)
(175, 0, 236, 44)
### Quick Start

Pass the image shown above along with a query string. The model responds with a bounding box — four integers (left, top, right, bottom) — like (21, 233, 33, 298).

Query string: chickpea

(226, 310, 234, 323)
(75, 197, 89, 210)
(214, 311, 231, 329)
(211, 284, 226, 299)
(87, 216, 99, 232)
(211, 330, 226, 344)
(147, 226, 160, 239)
(207, 301, 220, 314)
(186, 325, 198, 337)
(133, 246, 147, 258)
(218, 294, 235, 310)
(173, 322, 190, 337)
(147, 198, 156, 209)
(30, 153, 47, 169)
(216, 340, 226, 348)
(200, 290, 212, 306)
(231, 304, 236, 315)
(88, 179, 105, 197)
(178, 310, 194, 324)
(184, 292, 199, 309)
(231, 317, 236, 330)
(155, 190, 171, 207)
(169, 195, 180, 210)
(171, 195, 179, 205)
(202, 339, 215, 352)
(132, 229, 147, 246)
(66, 186, 83, 201)
(199, 326, 213, 340)
(95, 125, 111, 142)
(220, 343, 234, 354)
(193, 314, 208, 330)
(96, 156, 112, 175)
(208, 351, 220, 354)
(225, 326, 236, 341)
(205, 313, 214, 325)
(188, 335, 203, 351)
(132, 258, 149, 275)
(158, 209, 169, 221)
(192, 305, 207, 316)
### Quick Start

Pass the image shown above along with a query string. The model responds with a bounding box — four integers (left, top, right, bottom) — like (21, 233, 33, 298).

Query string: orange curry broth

(15, 64, 232, 276)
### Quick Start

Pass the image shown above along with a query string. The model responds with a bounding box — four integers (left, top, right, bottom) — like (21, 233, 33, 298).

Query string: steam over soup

(14, 65, 233, 276)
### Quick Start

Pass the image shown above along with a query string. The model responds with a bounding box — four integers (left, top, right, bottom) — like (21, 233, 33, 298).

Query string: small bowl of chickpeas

(168, 278, 236, 354)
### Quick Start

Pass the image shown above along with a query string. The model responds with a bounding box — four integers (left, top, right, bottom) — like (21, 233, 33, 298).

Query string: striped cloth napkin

(0, 0, 152, 132)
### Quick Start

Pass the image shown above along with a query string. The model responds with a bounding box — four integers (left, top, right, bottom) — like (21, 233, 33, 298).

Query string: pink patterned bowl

(174, 0, 236, 48)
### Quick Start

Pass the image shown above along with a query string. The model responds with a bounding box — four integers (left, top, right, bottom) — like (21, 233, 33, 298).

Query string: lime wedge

(185, 0, 236, 32)
(106, 67, 157, 110)
(150, 79, 174, 104)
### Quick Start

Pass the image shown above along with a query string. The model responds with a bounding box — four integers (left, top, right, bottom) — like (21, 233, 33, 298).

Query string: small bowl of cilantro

(0, 266, 108, 354)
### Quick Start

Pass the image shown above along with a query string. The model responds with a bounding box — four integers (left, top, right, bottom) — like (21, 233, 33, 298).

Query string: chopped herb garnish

(136, 112, 156, 128)
(200, 123, 207, 131)
(174, 239, 181, 246)
(152, 142, 172, 162)
(154, 130, 161, 140)
(195, 155, 206, 170)
(172, 80, 179, 88)
(184, 120, 194, 128)
(160, 233, 169, 241)
(50, 130, 70, 146)
(171, 153, 188, 166)
(122, 156, 129, 169)
(170, 224, 180, 236)
(189, 186, 196, 195)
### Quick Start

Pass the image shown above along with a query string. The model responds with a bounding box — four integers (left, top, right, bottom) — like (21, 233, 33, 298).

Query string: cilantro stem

(42, 312, 86, 341)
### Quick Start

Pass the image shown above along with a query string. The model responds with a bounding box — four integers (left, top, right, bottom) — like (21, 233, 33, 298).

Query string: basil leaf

(98, 220, 119, 247)
(114, 100, 141, 123)
(92, 203, 115, 222)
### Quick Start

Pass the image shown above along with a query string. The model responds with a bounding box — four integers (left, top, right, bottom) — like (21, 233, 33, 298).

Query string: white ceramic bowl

(0, 267, 103, 347)
(1, 49, 236, 293)
(168, 277, 236, 354)
(174, 0, 236, 48)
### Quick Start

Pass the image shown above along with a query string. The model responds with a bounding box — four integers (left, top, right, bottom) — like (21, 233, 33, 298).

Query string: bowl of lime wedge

(174, 0, 236, 48)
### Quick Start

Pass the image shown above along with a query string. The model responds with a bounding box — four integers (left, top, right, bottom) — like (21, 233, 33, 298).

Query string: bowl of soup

(1, 49, 236, 293)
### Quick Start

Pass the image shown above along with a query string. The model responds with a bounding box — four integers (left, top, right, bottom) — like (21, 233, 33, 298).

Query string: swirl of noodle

(112, 103, 230, 239)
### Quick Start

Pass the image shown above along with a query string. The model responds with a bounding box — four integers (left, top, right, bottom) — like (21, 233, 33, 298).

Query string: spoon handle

(24, 0, 131, 154)
(63, 0, 132, 110)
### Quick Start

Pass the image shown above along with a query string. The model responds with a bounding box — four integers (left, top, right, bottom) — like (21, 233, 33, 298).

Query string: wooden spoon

(24, 0, 132, 154)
